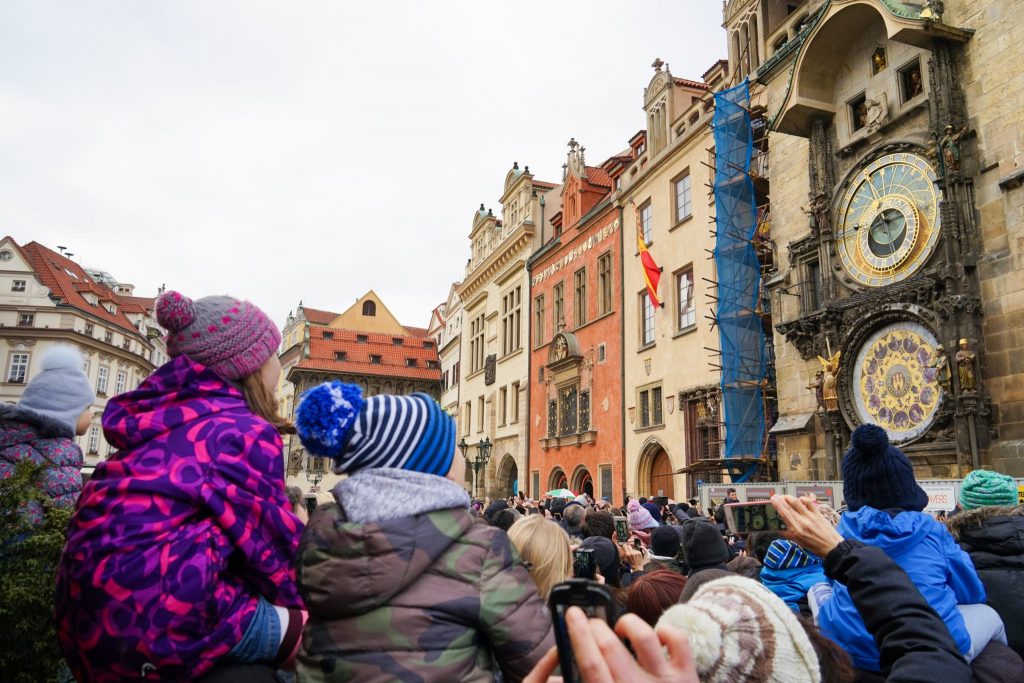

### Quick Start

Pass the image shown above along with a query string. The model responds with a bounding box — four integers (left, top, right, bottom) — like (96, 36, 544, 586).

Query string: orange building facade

(527, 141, 627, 503)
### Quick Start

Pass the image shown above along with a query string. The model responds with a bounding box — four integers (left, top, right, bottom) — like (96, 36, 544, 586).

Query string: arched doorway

(495, 453, 518, 498)
(637, 439, 675, 500)
(548, 467, 568, 494)
(571, 466, 594, 499)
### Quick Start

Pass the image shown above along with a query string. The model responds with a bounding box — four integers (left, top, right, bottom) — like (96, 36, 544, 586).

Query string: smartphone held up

(548, 580, 617, 683)
(724, 500, 787, 535)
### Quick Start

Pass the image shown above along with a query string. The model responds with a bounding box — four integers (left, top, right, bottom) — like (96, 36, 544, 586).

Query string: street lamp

(459, 437, 493, 499)
(304, 451, 325, 492)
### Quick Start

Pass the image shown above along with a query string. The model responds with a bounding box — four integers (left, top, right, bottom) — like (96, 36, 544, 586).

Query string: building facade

(281, 291, 441, 503)
(618, 62, 734, 502)
(456, 164, 559, 500)
(723, 0, 1024, 479)
(527, 141, 625, 503)
(0, 236, 166, 468)
(434, 283, 463, 417)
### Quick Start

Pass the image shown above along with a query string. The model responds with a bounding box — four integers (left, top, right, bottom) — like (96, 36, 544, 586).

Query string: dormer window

(334, 351, 347, 361)
(107, 303, 117, 315)
(356, 334, 368, 344)
(423, 340, 433, 349)
(362, 301, 376, 317)
(85, 293, 99, 306)
(369, 354, 382, 365)
(322, 331, 334, 340)
(406, 358, 417, 368)
(393, 338, 403, 346)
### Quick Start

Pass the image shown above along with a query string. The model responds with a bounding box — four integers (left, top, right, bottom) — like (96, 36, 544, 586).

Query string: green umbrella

(546, 488, 576, 498)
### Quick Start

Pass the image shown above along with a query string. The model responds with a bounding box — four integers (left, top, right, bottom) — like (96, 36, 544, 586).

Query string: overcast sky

(0, 1, 724, 329)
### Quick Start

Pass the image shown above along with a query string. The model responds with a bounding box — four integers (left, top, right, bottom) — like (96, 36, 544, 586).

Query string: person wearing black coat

(947, 504, 1024, 659)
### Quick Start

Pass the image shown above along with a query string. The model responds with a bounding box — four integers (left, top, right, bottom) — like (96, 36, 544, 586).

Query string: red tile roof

(674, 77, 710, 90)
(20, 241, 148, 336)
(405, 326, 430, 338)
(120, 295, 155, 314)
(584, 166, 613, 189)
(301, 306, 339, 325)
(702, 59, 729, 81)
(533, 179, 558, 190)
(291, 327, 441, 381)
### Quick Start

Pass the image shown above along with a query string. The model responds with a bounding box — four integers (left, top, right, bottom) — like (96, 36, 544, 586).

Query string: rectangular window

(674, 172, 692, 222)
(406, 358, 417, 367)
(639, 389, 651, 428)
(501, 286, 522, 355)
(356, 334, 368, 343)
(639, 201, 653, 244)
(18, 313, 34, 326)
(464, 401, 472, 436)
(7, 353, 29, 383)
(849, 92, 867, 132)
(11, 280, 25, 292)
(477, 396, 485, 433)
(84, 323, 94, 336)
(597, 252, 613, 315)
(597, 343, 606, 363)
(685, 397, 723, 484)
(392, 337, 403, 346)
(533, 295, 545, 347)
(573, 268, 587, 328)
(470, 314, 485, 372)
(97, 366, 109, 395)
(115, 371, 126, 395)
(676, 267, 696, 331)
(547, 400, 558, 437)
(335, 351, 347, 361)
(87, 425, 100, 455)
(600, 465, 613, 502)
(511, 381, 520, 423)
(532, 471, 540, 499)
(553, 282, 565, 330)
(104, 330, 113, 343)
(369, 354, 382, 365)
(499, 386, 508, 426)
(640, 292, 655, 346)
(579, 390, 590, 431)
(899, 59, 923, 103)
(803, 258, 823, 314)
(322, 331, 334, 340)
(652, 386, 663, 426)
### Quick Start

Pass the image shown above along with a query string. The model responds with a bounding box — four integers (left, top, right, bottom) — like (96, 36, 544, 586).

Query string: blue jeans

(957, 603, 1007, 662)
(226, 596, 282, 664)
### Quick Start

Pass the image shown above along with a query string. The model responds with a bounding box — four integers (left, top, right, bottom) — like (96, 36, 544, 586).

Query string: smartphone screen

(572, 549, 596, 580)
(632, 537, 642, 550)
(613, 516, 629, 543)
(549, 580, 617, 683)
(726, 502, 787, 534)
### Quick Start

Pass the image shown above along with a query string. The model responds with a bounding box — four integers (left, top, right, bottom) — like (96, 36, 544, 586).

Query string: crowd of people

(1, 289, 1023, 682)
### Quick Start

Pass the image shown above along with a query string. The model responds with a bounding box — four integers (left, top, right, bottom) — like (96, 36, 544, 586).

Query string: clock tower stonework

(724, 0, 1024, 479)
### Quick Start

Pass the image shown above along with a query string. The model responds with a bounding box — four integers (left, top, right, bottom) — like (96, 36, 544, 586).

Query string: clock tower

(723, 0, 1019, 481)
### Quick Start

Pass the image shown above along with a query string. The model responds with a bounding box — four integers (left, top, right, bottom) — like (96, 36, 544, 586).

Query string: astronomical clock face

(837, 152, 941, 287)
(852, 322, 943, 443)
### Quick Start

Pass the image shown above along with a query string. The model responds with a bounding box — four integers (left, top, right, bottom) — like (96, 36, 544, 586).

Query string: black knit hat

(842, 424, 928, 512)
(484, 500, 509, 524)
(682, 521, 730, 572)
(651, 525, 682, 558)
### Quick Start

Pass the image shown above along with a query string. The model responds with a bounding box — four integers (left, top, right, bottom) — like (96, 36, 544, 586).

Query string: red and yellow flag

(634, 201, 661, 308)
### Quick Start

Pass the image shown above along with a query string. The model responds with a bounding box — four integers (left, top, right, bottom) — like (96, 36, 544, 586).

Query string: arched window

(362, 301, 376, 317)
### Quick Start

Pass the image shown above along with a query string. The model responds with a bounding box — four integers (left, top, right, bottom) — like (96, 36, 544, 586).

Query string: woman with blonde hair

(508, 514, 573, 601)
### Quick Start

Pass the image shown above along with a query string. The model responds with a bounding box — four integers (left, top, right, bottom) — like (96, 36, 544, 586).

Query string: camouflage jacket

(297, 476, 554, 683)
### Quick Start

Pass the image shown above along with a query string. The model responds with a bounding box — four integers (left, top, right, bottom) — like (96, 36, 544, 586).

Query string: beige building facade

(619, 61, 734, 501)
(456, 165, 559, 499)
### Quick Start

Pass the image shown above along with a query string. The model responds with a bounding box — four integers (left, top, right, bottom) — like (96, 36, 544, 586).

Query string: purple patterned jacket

(55, 356, 303, 682)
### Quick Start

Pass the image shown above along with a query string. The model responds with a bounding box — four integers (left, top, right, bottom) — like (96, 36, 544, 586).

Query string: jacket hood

(0, 404, 73, 443)
(299, 503, 472, 618)
(839, 506, 934, 552)
(102, 356, 248, 450)
(947, 505, 1024, 557)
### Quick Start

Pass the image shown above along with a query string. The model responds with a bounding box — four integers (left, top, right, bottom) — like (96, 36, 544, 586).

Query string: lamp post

(458, 437, 493, 498)
(304, 450, 325, 493)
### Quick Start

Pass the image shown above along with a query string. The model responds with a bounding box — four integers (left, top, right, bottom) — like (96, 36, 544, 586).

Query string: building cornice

(458, 227, 534, 300)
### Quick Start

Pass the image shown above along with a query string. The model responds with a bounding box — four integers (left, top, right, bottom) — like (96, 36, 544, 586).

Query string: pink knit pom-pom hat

(156, 290, 281, 381)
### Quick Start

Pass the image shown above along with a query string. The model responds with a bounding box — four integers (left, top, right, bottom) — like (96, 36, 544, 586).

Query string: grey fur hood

(0, 403, 74, 439)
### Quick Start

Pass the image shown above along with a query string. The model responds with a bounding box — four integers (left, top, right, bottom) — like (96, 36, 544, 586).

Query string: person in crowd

(484, 498, 509, 525)
(492, 506, 522, 532)
(681, 518, 731, 577)
(640, 496, 662, 523)
(626, 569, 688, 626)
(673, 501, 701, 520)
(816, 424, 1004, 672)
(294, 380, 552, 682)
(0, 345, 95, 523)
(759, 538, 827, 615)
(55, 291, 305, 681)
(748, 530, 784, 564)
(525, 494, 978, 683)
(561, 500, 587, 538)
(582, 509, 615, 540)
(627, 498, 659, 543)
(507, 514, 572, 602)
(713, 488, 739, 525)
(726, 554, 763, 580)
(645, 525, 685, 574)
(948, 469, 1024, 658)
(286, 486, 310, 525)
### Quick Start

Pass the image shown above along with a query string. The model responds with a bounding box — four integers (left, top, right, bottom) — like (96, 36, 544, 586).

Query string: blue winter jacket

(818, 506, 987, 671)
(760, 563, 828, 614)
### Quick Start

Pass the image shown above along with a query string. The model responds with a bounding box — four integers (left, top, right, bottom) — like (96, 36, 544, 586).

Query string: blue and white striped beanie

(763, 539, 821, 571)
(295, 381, 456, 476)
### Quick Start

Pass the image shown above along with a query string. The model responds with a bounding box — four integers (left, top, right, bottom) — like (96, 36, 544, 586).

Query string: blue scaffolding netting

(713, 80, 766, 482)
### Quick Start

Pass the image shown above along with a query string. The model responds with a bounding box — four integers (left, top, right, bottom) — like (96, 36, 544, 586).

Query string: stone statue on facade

(807, 370, 826, 412)
(956, 338, 977, 393)
(928, 344, 952, 393)
(939, 124, 969, 174)
(802, 192, 830, 236)
(864, 95, 888, 134)
(920, 0, 945, 21)
(817, 351, 841, 412)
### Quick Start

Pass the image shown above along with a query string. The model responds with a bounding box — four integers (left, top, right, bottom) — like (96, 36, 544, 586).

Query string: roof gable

(330, 290, 411, 336)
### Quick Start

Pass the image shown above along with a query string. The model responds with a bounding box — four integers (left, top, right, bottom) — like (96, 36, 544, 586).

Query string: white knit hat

(657, 575, 821, 683)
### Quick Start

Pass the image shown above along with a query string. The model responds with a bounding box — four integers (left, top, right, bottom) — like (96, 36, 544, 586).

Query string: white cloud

(0, 0, 725, 326)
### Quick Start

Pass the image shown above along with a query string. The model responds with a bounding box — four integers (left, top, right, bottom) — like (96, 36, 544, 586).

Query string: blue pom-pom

(296, 381, 366, 458)
(851, 424, 889, 456)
